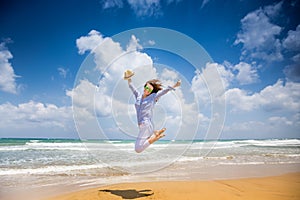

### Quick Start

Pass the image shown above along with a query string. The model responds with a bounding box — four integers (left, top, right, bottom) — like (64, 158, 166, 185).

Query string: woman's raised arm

(128, 78, 139, 99)
(155, 80, 181, 101)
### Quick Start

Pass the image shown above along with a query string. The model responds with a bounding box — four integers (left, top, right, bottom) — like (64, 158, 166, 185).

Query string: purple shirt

(129, 82, 175, 125)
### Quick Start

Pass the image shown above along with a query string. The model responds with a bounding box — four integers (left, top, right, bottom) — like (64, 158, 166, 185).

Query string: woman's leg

(135, 125, 166, 153)
(135, 123, 152, 153)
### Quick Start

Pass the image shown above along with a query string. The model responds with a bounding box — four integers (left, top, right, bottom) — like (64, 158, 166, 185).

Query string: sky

(0, 0, 299, 140)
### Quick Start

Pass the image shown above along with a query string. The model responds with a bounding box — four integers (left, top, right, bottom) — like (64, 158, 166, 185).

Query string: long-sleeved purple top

(129, 82, 175, 125)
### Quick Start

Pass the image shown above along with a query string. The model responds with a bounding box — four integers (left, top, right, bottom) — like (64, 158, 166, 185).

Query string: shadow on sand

(99, 189, 154, 199)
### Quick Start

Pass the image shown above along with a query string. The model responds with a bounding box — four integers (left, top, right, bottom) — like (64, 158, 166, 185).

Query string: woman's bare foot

(149, 128, 166, 144)
(154, 128, 166, 136)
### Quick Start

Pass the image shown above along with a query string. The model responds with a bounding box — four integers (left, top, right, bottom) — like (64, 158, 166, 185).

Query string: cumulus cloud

(284, 62, 300, 82)
(191, 62, 233, 104)
(76, 30, 153, 86)
(233, 62, 259, 85)
(225, 80, 300, 112)
(0, 42, 19, 94)
(79, 34, 138, 84)
(126, 35, 143, 51)
(0, 101, 75, 137)
(282, 24, 300, 51)
(282, 24, 300, 82)
(191, 61, 259, 102)
(268, 116, 292, 126)
(66, 79, 112, 118)
(222, 79, 300, 138)
(225, 88, 260, 111)
(260, 80, 300, 112)
(223, 113, 299, 139)
(263, 0, 283, 18)
(190, 62, 229, 140)
(76, 30, 105, 55)
(234, 2, 300, 85)
(160, 68, 179, 81)
(189, 59, 300, 138)
(234, 1, 283, 62)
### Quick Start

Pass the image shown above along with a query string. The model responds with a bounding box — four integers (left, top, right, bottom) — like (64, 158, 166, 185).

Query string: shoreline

(45, 172, 300, 200)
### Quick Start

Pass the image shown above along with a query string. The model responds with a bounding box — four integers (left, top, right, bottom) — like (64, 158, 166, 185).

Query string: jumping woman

(124, 70, 181, 153)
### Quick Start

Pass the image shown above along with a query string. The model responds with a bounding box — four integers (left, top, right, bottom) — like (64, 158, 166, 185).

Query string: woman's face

(144, 83, 153, 96)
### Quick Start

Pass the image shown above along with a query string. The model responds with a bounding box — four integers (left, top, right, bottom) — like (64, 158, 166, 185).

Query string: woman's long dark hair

(145, 79, 162, 94)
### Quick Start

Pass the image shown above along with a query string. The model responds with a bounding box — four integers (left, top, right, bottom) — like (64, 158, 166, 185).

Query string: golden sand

(46, 172, 300, 200)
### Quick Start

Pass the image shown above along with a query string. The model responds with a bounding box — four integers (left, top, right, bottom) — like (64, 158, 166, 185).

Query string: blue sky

(0, 0, 299, 139)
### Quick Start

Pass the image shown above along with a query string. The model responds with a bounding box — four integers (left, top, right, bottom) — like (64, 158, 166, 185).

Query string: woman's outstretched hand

(173, 80, 181, 88)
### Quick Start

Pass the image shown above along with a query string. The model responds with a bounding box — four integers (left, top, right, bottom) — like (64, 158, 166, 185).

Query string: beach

(1, 138, 300, 200)
(46, 172, 300, 200)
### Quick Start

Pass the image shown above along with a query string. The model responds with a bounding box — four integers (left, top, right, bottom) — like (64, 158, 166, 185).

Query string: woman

(125, 70, 181, 153)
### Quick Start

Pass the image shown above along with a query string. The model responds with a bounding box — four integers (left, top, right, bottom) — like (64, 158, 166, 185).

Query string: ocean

(1, 138, 300, 199)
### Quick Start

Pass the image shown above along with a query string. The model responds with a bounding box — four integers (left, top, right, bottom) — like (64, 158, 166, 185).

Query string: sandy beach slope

(47, 172, 300, 200)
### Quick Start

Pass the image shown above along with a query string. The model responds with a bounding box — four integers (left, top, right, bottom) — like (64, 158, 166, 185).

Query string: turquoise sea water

(1, 138, 300, 198)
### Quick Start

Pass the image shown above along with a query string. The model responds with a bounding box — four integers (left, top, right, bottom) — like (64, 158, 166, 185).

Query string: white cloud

(260, 80, 300, 112)
(155, 84, 200, 140)
(0, 101, 75, 137)
(160, 68, 179, 81)
(224, 120, 265, 133)
(0, 42, 19, 94)
(225, 88, 260, 111)
(283, 24, 300, 52)
(233, 62, 258, 85)
(292, 53, 300, 63)
(283, 62, 300, 82)
(127, 0, 162, 17)
(126, 35, 143, 52)
(223, 113, 299, 139)
(225, 80, 300, 112)
(282, 24, 300, 81)
(190, 62, 229, 140)
(66, 79, 112, 118)
(101, 0, 124, 9)
(191, 62, 233, 105)
(100, 0, 183, 17)
(263, 1, 283, 17)
(268, 116, 292, 126)
(190, 60, 299, 139)
(234, 1, 283, 62)
(58, 67, 68, 78)
(76, 30, 105, 55)
(77, 30, 125, 73)
(148, 40, 155, 45)
(76, 30, 153, 85)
